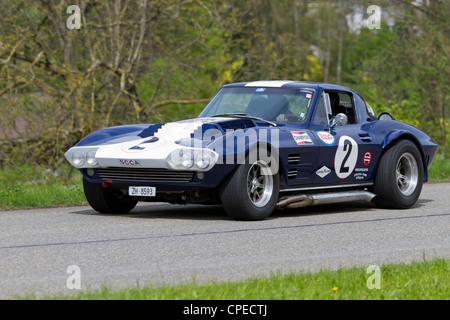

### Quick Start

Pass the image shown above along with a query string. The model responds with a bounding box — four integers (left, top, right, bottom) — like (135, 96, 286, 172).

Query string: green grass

(0, 164, 86, 210)
(0, 183, 86, 209)
(29, 258, 449, 300)
(428, 156, 450, 182)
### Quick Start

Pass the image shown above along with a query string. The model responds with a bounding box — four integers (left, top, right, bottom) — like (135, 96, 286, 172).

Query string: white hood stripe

(245, 81, 294, 88)
(154, 121, 204, 141)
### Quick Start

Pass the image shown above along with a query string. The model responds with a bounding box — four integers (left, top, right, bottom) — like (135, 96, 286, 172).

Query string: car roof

(222, 80, 356, 93)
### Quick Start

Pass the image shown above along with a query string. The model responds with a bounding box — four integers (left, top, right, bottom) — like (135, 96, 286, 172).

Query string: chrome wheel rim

(247, 161, 273, 208)
(396, 152, 418, 196)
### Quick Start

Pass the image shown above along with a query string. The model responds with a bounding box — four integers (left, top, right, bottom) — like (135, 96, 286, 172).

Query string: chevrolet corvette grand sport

(65, 81, 438, 220)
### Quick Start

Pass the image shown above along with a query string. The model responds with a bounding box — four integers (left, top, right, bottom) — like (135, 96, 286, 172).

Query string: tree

(358, 0, 449, 154)
(0, 0, 259, 168)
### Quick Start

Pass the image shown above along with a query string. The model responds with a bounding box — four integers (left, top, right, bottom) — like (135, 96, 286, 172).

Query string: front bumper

(80, 163, 236, 192)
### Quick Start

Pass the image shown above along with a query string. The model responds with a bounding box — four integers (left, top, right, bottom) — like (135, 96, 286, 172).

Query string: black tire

(220, 150, 280, 221)
(373, 140, 424, 209)
(83, 177, 138, 214)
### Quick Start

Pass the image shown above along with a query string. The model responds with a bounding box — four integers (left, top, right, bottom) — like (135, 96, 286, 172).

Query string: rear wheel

(220, 152, 279, 220)
(373, 140, 424, 208)
(83, 177, 137, 214)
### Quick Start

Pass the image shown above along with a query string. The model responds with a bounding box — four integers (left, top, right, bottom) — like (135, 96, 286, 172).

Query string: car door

(309, 90, 380, 186)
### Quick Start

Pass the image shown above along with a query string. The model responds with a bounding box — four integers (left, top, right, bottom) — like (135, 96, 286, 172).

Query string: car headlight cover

(180, 149, 194, 169)
(86, 151, 98, 167)
(166, 148, 218, 171)
(72, 151, 86, 167)
(196, 151, 210, 170)
(65, 147, 100, 168)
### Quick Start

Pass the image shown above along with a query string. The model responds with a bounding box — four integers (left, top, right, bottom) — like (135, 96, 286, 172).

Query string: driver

(274, 96, 300, 122)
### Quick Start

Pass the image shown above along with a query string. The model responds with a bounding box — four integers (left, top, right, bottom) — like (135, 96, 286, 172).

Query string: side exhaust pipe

(276, 191, 376, 210)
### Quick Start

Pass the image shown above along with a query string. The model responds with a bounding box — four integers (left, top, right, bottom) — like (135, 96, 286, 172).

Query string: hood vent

(217, 119, 256, 131)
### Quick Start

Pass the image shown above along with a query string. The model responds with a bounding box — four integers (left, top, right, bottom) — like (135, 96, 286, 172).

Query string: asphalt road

(0, 182, 449, 298)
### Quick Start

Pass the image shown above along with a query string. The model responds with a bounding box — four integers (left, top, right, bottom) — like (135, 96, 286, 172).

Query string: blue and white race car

(65, 81, 438, 220)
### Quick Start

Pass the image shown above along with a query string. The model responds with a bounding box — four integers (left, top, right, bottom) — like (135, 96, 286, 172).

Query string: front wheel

(83, 177, 138, 214)
(220, 153, 280, 221)
(373, 140, 424, 209)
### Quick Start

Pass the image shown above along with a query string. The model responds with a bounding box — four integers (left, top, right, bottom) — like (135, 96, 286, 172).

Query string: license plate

(129, 186, 156, 197)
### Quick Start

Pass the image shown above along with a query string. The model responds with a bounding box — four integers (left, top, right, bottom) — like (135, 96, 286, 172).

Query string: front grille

(97, 167, 195, 183)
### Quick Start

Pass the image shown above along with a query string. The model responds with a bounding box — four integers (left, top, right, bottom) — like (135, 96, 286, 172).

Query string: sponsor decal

(354, 167, 369, 180)
(316, 166, 331, 178)
(317, 131, 335, 145)
(363, 152, 372, 165)
(119, 159, 141, 167)
(291, 131, 313, 145)
(334, 135, 358, 179)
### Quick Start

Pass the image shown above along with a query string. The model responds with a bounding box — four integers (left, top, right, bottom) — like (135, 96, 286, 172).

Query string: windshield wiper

(211, 113, 277, 127)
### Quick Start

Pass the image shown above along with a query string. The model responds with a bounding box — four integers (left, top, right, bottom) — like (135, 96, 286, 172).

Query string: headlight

(196, 151, 210, 170)
(166, 148, 218, 171)
(65, 147, 100, 168)
(180, 149, 194, 169)
(86, 151, 98, 167)
(72, 151, 86, 167)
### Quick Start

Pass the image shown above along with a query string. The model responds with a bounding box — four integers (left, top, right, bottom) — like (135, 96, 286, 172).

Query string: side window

(338, 92, 357, 124)
(354, 94, 377, 121)
(365, 102, 377, 120)
(328, 91, 358, 124)
(312, 92, 331, 127)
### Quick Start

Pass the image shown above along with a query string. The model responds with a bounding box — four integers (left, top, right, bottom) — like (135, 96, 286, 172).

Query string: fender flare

(381, 130, 428, 182)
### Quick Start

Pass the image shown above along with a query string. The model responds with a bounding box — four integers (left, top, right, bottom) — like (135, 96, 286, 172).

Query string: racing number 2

(334, 136, 358, 179)
(340, 140, 352, 174)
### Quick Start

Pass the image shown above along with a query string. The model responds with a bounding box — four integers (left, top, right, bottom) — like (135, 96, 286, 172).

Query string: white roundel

(334, 136, 358, 179)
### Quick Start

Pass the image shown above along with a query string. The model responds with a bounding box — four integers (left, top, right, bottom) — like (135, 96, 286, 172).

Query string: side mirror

(330, 113, 348, 129)
(378, 112, 395, 120)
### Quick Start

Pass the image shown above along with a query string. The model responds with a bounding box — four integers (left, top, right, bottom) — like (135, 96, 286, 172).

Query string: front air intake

(97, 167, 195, 182)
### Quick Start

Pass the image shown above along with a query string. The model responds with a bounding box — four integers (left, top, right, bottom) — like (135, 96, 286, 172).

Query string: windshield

(199, 87, 315, 124)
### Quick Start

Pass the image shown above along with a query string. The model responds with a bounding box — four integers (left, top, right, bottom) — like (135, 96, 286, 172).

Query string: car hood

(67, 117, 270, 169)
(139, 117, 259, 140)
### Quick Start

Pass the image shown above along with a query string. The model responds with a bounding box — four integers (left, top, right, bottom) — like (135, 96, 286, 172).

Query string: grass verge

(29, 258, 449, 300)
(0, 164, 86, 210)
(0, 182, 86, 209)
(428, 156, 450, 182)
